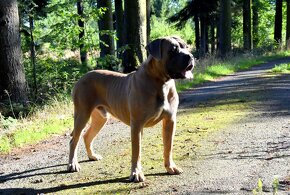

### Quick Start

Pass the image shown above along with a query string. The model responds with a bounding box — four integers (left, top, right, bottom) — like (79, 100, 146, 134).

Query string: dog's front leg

(129, 123, 145, 182)
(162, 116, 183, 175)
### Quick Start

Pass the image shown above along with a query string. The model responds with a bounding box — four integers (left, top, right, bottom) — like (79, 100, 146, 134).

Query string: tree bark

(97, 0, 115, 69)
(210, 19, 215, 54)
(286, 0, 290, 49)
(146, 0, 151, 44)
(243, 0, 252, 51)
(252, 0, 259, 48)
(274, 0, 283, 44)
(114, 0, 124, 57)
(0, 0, 28, 104)
(194, 14, 200, 55)
(219, 0, 232, 58)
(77, 0, 87, 65)
(200, 14, 207, 57)
(29, 14, 37, 97)
(122, 0, 147, 73)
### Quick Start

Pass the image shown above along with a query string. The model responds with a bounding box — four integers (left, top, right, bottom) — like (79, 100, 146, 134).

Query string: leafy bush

(24, 56, 91, 101)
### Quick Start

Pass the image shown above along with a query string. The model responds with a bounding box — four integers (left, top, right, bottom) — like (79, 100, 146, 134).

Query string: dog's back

(73, 70, 133, 124)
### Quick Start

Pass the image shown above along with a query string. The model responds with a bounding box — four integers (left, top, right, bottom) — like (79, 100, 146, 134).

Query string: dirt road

(1, 58, 290, 194)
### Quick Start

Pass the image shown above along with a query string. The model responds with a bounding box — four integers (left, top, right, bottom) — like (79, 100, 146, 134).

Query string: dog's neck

(141, 56, 172, 83)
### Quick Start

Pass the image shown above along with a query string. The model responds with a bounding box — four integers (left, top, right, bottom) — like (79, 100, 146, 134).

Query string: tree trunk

(97, 0, 115, 69)
(219, 0, 232, 58)
(29, 15, 37, 97)
(0, 0, 28, 104)
(210, 19, 215, 54)
(252, 0, 259, 48)
(122, 0, 147, 73)
(114, 0, 124, 57)
(77, 0, 87, 65)
(274, 0, 283, 44)
(194, 14, 200, 55)
(216, 15, 220, 54)
(146, 0, 151, 44)
(286, 0, 290, 49)
(243, 0, 252, 51)
(200, 14, 207, 57)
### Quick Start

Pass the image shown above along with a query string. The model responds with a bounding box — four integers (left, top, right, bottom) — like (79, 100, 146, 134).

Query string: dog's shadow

(0, 161, 169, 194)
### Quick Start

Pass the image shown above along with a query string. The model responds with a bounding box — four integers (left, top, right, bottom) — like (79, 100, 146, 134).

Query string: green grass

(271, 63, 290, 73)
(0, 97, 73, 153)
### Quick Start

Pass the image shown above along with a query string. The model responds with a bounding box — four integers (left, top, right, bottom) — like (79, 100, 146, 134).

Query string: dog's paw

(88, 153, 103, 161)
(67, 162, 81, 172)
(129, 168, 145, 182)
(166, 165, 183, 175)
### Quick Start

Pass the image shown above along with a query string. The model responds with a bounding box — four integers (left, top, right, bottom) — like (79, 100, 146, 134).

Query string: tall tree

(219, 0, 232, 57)
(122, 0, 147, 73)
(274, 0, 283, 43)
(28, 8, 37, 96)
(146, 0, 151, 44)
(19, 0, 48, 97)
(114, 0, 125, 56)
(200, 13, 208, 57)
(97, 0, 115, 69)
(77, 0, 87, 65)
(286, 0, 290, 49)
(210, 17, 216, 53)
(243, 0, 252, 51)
(252, 0, 259, 48)
(194, 14, 200, 54)
(0, 0, 28, 104)
(167, 0, 218, 57)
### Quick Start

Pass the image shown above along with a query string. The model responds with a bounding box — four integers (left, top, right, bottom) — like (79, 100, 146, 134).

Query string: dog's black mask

(146, 36, 194, 80)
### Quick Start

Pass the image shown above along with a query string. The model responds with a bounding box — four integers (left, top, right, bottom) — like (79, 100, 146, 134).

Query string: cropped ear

(145, 38, 163, 61)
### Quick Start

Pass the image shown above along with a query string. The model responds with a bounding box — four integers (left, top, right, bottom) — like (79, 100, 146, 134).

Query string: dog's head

(146, 36, 194, 79)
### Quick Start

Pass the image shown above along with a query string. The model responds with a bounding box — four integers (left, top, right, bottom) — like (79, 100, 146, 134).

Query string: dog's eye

(172, 45, 178, 53)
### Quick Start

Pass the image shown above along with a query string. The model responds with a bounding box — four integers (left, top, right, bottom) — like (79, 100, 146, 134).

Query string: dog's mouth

(169, 63, 194, 79)
(181, 63, 194, 79)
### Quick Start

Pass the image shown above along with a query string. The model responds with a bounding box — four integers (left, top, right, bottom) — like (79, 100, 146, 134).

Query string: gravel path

(0, 58, 290, 194)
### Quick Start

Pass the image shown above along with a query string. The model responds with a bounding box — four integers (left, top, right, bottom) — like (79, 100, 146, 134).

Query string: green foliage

(34, 0, 103, 53)
(150, 15, 194, 44)
(24, 55, 91, 99)
(271, 63, 290, 73)
(0, 114, 17, 130)
(97, 54, 121, 71)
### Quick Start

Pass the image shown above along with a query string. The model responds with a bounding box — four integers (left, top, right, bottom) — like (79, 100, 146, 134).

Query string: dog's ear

(146, 39, 163, 61)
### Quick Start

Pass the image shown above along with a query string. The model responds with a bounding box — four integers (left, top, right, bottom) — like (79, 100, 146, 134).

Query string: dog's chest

(154, 83, 176, 116)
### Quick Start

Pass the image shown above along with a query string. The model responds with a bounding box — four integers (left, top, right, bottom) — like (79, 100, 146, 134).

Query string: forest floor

(1, 58, 290, 194)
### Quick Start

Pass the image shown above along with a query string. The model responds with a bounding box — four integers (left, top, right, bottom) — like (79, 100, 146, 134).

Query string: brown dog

(68, 36, 194, 182)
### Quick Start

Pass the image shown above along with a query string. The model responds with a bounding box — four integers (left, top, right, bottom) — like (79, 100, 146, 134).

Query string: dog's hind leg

(68, 107, 91, 172)
(84, 107, 108, 161)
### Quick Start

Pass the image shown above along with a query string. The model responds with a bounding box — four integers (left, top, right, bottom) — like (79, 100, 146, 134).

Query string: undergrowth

(0, 96, 73, 153)
(271, 63, 290, 73)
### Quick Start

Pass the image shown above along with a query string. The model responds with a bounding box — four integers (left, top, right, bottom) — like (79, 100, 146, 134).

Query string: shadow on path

(180, 57, 290, 117)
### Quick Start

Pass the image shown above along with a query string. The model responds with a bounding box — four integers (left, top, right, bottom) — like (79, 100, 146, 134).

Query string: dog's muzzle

(169, 59, 194, 79)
